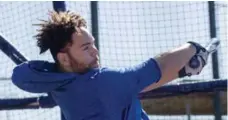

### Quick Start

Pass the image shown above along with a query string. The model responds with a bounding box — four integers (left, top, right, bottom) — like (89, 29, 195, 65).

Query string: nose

(91, 45, 99, 57)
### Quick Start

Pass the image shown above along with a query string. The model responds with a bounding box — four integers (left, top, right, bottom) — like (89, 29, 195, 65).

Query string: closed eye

(83, 46, 89, 50)
(80, 40, 95, 51)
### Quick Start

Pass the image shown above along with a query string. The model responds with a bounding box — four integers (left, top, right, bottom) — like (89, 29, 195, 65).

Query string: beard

(70, 59, 90, 73)
(69, 56, 99, 74)
(65, 50, 99, 73)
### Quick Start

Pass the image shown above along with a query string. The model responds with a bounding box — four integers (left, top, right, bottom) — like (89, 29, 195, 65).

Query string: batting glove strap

(178, 67, 187, 78)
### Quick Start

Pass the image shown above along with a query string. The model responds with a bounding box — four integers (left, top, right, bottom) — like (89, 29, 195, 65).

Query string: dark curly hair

(34, 11, 87, 62)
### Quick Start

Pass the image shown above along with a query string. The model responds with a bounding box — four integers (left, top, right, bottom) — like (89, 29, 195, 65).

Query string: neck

(57, 64, 89, 74)
(57, 64, 74, 73)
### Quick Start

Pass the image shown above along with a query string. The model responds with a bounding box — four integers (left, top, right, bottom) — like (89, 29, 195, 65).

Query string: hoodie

(12, 58, 161, 120)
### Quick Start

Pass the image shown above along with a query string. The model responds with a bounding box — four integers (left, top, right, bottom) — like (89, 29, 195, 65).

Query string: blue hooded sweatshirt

(12, 58, 161, 120)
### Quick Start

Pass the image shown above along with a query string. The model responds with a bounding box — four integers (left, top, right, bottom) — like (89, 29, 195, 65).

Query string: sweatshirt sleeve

(96, 58, 161, 107)
(12, 61, 76, 93)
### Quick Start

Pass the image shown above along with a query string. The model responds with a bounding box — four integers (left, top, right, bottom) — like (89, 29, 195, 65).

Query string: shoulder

(90, 67, 133, 84)
(97, 67, 128, 76)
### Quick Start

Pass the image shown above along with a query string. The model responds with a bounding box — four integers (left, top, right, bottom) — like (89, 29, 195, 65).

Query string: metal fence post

(90, 1, 100, 53)
(53, 1, 66, 12)
(208, 1, 222, 120)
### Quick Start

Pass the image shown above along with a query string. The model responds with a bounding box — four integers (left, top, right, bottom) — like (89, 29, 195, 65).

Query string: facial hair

(68, 53, 95, 74)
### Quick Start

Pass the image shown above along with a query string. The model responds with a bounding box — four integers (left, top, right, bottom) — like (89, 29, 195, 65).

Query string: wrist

(187, 42, 197, 55)
(187, 41, 206, 55)
(184, 43, 197, 58)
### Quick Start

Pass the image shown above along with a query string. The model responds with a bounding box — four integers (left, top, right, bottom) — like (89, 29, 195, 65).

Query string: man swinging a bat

(12, 11, 214, 120)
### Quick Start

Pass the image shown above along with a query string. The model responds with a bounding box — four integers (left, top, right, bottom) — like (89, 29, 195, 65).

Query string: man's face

(61, 27, 99, 73)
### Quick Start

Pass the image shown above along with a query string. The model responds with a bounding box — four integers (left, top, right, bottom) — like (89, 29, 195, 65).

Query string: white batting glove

(178, 41, 209, 78)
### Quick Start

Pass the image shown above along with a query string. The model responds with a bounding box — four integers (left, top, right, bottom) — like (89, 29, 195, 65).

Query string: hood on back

(12, 60, 76, 93)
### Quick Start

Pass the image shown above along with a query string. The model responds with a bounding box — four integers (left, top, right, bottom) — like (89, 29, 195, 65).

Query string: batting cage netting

(0, 1, 227, 120)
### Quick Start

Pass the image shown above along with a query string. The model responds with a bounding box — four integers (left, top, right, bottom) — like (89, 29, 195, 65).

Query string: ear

(57, 52, 70, 67)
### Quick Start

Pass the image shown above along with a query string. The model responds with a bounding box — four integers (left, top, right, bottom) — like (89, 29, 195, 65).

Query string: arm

(141, 43, 203, 92)
(96, 43, 204, 107)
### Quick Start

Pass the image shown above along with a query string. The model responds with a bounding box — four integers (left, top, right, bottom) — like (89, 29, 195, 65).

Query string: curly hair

(34, 11, 87, 61)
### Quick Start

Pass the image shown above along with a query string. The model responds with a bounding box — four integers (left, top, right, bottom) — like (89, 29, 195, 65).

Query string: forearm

(142, 43, 196, 92)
